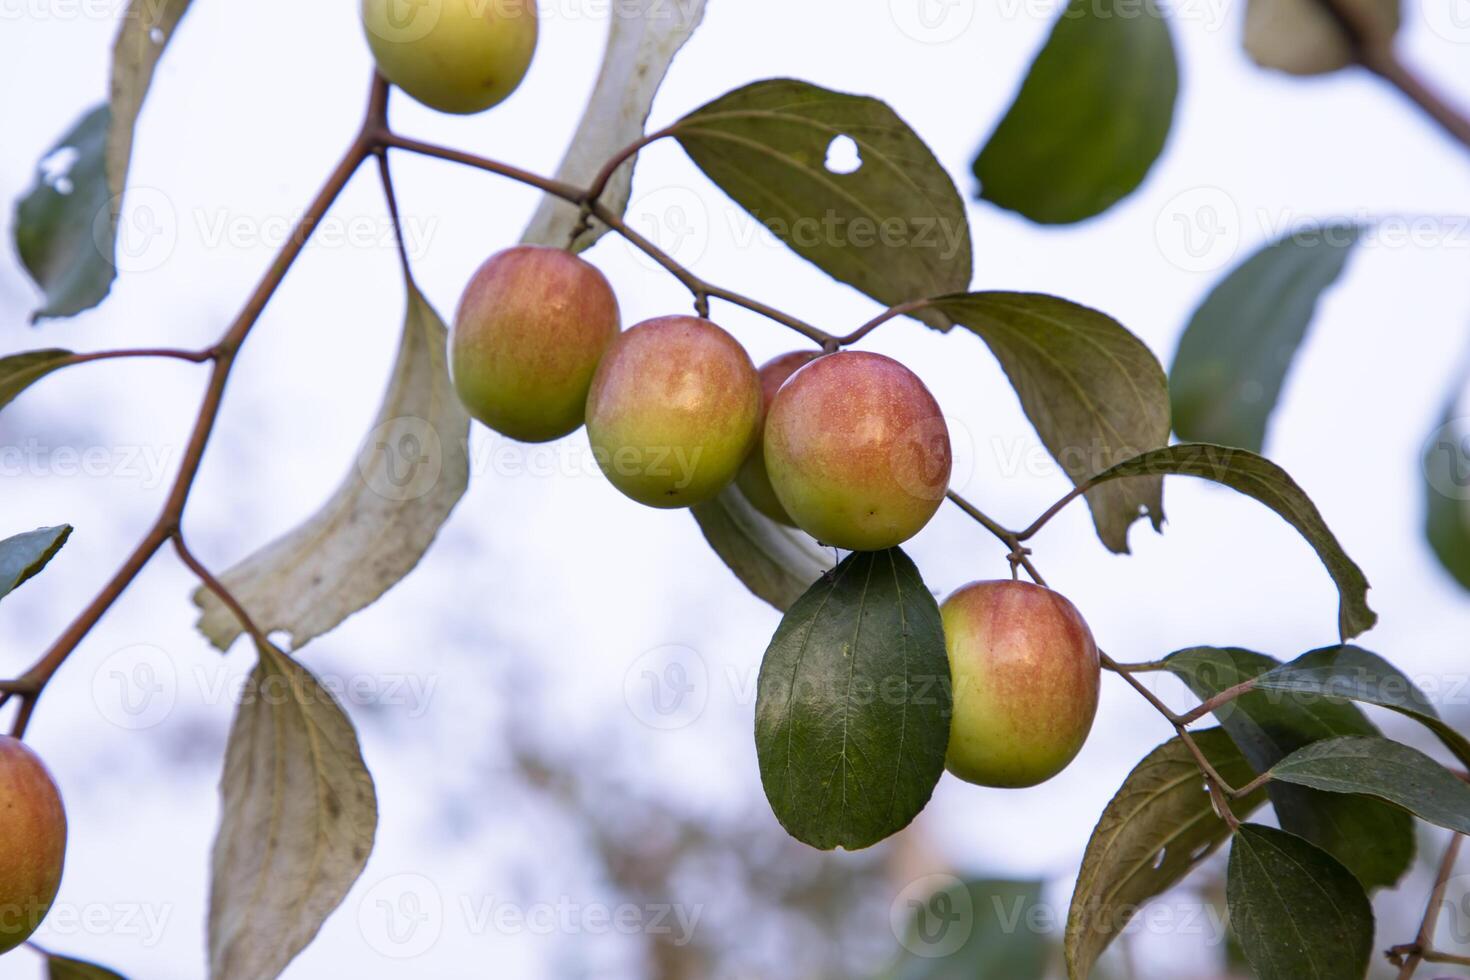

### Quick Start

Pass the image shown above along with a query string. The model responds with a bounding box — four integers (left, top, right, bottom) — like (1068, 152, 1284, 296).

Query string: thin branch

(1177, 677, 1260, 726)
(63, 348, 214, 366)
(1018, 483, 1090, 541)
(1393, 833, 1464, 979)
(833, 298, 934, 347)
(582, 126, 676, 207)
(375, 149, 415, 283)
(171, 532, 268, 646)
(5, 73, 385, 739)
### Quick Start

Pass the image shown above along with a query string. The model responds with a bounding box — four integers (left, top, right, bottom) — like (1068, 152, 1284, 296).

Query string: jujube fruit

(360, 0, 538, 115)
(0, 737, 66, 954)
(585, 316, 761, 508)
(942, 580, 1101, 788)
(450, 245, 620, 443)
(763, 351, 951, 551)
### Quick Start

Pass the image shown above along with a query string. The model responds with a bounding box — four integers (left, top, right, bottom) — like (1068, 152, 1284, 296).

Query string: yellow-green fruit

(585, 316, 761, 509)
(451, 245, 620, 443)
(943, 580, 1100, 788)
(735, 351, 818, 525)
(0, 737, 66, 953)
(360, 0, 537, 114)
(763, 351, 951, 551)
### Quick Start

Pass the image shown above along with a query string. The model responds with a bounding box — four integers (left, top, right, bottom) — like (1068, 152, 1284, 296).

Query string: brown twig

(4, 74, 387, 738)
(170, 533, 268, 647)
(1391, 833, 1465, 979)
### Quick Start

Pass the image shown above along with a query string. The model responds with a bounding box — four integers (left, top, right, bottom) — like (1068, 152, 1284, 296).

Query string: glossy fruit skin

(585, 316, 761, 509)
(450, 246, 620, 443)
(360, 0, 537, 115)
(0, 737, 66, 953)
(763, 351, 951, 551)
(735, 351, 819, 525)
(942, 581, 1100, 788)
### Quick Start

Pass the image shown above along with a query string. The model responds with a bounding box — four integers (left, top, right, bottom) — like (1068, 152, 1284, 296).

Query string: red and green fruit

(763, 351, 951, 551)
(0, 737, 66, 954)
(360, 0, 538, 115)
(585, 316, 761, 508)
(450, 245, 621, 443)
(942, 580, 1100, 788)
(735, 351, 819, 525)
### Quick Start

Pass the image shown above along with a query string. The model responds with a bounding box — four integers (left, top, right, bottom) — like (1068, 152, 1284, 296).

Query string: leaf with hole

(691, 485, 831, 612)
(1269, 735, 1470, 835)
(193, 283, 470, 650)
(1255, 645, 1470, 769)
(673, 78, 972, 331)
(974, 0, 1177, 224)
(1226, 824, 1374, 980)
(1167, 647, 1413, 890)
(522, 0, 707, 251)
(1078, 444, 1375, 638)
(209, 640, 377, 980)
(754, 548, 950, 850)
(931, 292, 1171, 553)
(1065, 728, 1268, 980)
(0, 525, 73, 604)
(1170, 225, 1359, 452)
(1, 349, 74, 414)
(13, 0, 194, 321)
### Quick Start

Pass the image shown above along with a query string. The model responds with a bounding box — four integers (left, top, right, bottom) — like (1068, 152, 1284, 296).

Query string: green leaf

(1170, 225, 1359, 452)
(882, 878, 1049, 980)
(1226, 824, 1374, 980)
(1065, 729, 1268, 980)
(931, 292, 1171, 553)
(522, 0, 706, 251)
(1167, 647, 1414, 890)
(1, 349, 75, 413)
(1270, 735, 1470, 835)
(755, 548, 950, 850)
(193, 283, 470, 651)
(1245, 0, 1399, 76)
(0, 525, 73, 603)
(1078, 444, 1376, 638)
(1424, 385, 1470, 592)
(209, 640, 377, 980)
(14, 0, 194, 322)
(673, 78, 972, 331)
(973, 0, 1177, 224)
(1255, 645, 1470, 770)
(46, 952, 128, 979)
(691, 485, 832, 611)
(14, 106, 115, 320)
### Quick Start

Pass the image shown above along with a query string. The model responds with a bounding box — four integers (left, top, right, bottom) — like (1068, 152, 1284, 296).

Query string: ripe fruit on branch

(0, 737, 66, 953)
(763, 351, 951, 551)
(735, 351, 819, 526)
(942, 580, 1100, 788)
(450, 245, 620, 443)
(360, 0, 538, 115)
(585, 316, 761, 508)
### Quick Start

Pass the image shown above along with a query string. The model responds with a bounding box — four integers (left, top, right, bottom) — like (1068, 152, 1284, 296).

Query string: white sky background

(2, 0, 1470, 977)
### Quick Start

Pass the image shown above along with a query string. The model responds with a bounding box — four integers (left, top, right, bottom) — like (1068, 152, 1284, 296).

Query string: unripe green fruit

(585, 316, 761, 509)
(360, 0, 537, 115)
(763, 351, 951, 551)
(943, 580, 1100, 788)
(0, 737, 66, 953)
(450, 245, 620, 443)
(735, 351, 819, 526)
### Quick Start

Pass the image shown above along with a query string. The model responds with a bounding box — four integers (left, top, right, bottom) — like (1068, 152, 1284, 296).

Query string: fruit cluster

(449, 246, 1101, 789)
